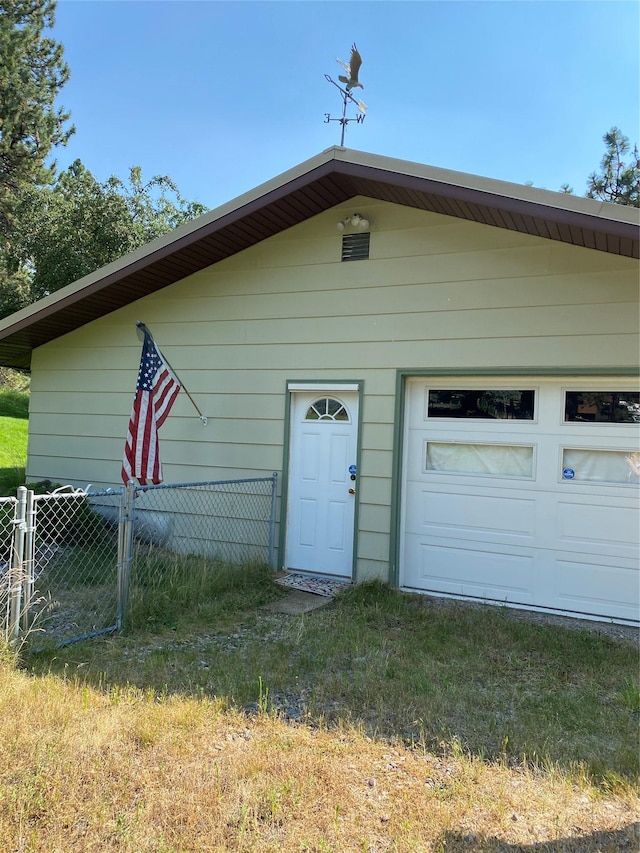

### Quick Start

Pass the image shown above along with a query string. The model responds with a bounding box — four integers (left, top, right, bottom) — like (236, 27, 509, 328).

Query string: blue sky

(50, 0, 639, 211)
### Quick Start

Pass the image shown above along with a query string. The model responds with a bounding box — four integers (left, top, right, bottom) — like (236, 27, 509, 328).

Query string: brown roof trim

(0, 148, 638, 368)
(338, 160, 636, 240)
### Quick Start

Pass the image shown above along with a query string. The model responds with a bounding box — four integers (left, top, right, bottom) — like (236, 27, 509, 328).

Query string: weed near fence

(125, 554, 276, 632)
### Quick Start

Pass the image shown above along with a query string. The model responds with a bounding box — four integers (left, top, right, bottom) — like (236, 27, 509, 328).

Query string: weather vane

(324, 43, 367, 146)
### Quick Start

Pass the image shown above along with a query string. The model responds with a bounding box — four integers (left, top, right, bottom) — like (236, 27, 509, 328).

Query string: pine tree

(0, 0, 74, 238)
(586, 127, 639, 207)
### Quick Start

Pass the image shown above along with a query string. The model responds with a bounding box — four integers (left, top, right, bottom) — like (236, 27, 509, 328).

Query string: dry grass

(3, 572, 639, 852)
(0, 650, 638, 853)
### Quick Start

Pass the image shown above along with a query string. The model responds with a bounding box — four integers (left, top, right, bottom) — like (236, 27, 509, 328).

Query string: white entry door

(285, 390, 359, 578)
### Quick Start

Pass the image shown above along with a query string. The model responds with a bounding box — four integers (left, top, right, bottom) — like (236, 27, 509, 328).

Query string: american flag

(121, 329, 181, 485)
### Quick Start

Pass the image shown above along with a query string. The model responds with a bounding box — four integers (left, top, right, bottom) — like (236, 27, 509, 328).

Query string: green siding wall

(27, 198, 640, 580)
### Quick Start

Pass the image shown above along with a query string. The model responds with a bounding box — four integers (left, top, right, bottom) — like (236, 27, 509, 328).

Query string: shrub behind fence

(2, 475, 277, 648)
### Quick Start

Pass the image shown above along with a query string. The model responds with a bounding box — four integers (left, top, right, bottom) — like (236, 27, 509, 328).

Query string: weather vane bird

(336, 43, 364, 91)
(324, 43, 368, 146)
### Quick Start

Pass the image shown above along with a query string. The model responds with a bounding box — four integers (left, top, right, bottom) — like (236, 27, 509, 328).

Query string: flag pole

(136, 321, 208, 425)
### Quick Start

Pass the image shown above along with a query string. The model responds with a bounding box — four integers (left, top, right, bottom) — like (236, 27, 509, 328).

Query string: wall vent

(341, 232, 370, 262)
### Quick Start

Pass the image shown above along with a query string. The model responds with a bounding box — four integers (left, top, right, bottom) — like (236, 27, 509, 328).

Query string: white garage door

(400, 378, 640, 624)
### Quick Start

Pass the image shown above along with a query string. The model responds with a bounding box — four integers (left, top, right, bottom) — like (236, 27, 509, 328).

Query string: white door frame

(281, 382, 362, 579)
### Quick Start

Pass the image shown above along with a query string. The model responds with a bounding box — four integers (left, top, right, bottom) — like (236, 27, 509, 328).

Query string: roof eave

(0, 147, 638, 369)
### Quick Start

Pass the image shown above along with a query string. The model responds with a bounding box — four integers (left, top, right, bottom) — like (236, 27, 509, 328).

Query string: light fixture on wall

(337, 213, 370, 232)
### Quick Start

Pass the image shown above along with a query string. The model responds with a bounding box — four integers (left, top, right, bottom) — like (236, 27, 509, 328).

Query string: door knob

(348, 487, 356, 495)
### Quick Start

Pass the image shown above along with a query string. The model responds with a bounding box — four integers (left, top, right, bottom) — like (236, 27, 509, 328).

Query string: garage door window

(427, 390, 535, 420)
(564, 391, 640, 423)
(426, 441, 535, 478)
(562, 448, 640, 485)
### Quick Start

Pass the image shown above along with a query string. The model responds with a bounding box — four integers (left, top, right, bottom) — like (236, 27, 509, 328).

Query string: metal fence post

(21, 489, 35, 633)
(116, 486, 126, 630)
(268, 473, 278, 570)
(8, 486, 27, 643)
(116, 482, 136, 629)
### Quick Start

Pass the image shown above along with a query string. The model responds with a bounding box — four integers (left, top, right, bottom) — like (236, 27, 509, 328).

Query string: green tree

(0, 0, 74, 238)
(0, 1, 207, 320)
(10, 159, 207, 303)
(0, 255, 30, 316)
(107, 165, 207, 246)
(14, 160, 133, 301)
(586, 127, 640, 207)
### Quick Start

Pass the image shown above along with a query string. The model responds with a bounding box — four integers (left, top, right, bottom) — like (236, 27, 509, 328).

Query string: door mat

(274, 572, 351, 598)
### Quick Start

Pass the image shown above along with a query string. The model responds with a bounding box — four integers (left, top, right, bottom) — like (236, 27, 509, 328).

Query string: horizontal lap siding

(32, 334, 637, 379)
(29, 414, 285, 447)
(28, 199, 640, 581)
(155, 274, 636, 321)
(41, 305, 632, 347)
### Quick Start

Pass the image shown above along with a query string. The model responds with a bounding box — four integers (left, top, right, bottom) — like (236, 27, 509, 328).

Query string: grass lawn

(0, 384, 29, 495)
(3, 566, 637, 852)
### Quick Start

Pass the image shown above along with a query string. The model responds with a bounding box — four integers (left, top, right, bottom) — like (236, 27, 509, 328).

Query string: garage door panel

(403, 537, 535, 603)
(548, 556, 640, 623)
(405, 483, 536, 541)
(556, 498, 639, 557)
(409, 472, 549, 494)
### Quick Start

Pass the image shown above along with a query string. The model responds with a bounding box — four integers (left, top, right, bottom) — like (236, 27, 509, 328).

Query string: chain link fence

(132, 478, 277, 562)
(123, 478, 278, 631)
(1, 495, 18, 642)
(2, 475, 277, 649)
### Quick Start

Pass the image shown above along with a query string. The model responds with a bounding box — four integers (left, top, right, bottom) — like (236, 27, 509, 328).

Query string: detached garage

(0, 147, 637, 625)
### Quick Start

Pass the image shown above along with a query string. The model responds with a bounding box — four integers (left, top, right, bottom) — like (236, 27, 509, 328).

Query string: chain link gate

(26, 487, 124, 646)
(2, 475, 278, 648)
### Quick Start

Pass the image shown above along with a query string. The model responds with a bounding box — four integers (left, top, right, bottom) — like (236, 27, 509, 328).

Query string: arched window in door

(305, 397, 350, 422)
